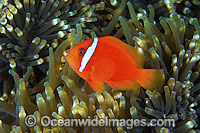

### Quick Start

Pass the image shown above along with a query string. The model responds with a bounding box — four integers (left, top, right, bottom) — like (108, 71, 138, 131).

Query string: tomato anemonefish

(66, 36, 165, 93)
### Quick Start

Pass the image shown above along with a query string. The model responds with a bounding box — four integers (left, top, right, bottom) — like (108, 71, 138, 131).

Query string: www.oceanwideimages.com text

(25, 115, 175, 129)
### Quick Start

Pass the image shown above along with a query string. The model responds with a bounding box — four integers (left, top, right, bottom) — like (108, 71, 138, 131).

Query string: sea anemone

(0, 0, 104, 100)
(0, 0, 199, 132)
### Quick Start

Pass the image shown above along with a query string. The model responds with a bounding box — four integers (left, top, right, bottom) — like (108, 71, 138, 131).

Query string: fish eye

(79, 48, 85, 56)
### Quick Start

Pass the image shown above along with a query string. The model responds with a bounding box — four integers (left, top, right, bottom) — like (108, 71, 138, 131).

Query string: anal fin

(107, 80, 142, 108)
(87, 80, 106, 93)
(136, 69, 165, 90)
(107, 80, 141, 92)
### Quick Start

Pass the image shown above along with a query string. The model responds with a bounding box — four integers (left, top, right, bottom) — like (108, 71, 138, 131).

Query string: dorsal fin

(101, 36, 146, 68)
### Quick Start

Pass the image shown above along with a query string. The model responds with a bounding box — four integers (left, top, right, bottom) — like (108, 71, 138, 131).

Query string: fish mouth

(66, 56, 77, 70)
(66, 54, 72, 61)
(66, 55, 76, 67)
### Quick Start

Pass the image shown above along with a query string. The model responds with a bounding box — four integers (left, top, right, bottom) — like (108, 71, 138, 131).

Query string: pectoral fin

(90, 58, 116, 81)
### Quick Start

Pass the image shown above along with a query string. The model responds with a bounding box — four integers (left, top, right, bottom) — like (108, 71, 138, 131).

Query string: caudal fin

(136, 69, 165, 90)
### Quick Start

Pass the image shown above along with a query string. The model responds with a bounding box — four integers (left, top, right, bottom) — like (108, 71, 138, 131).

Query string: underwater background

(0, 0, 200, 132)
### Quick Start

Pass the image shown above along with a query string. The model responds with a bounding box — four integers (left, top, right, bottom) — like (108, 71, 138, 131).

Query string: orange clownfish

(66, 36, 165, 93)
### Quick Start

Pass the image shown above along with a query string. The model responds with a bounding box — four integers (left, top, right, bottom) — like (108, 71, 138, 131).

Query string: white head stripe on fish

(79, 37, 98, 72)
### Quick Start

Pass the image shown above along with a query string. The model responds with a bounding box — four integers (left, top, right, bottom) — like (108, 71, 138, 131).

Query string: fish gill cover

(0, 0, 199, 132)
